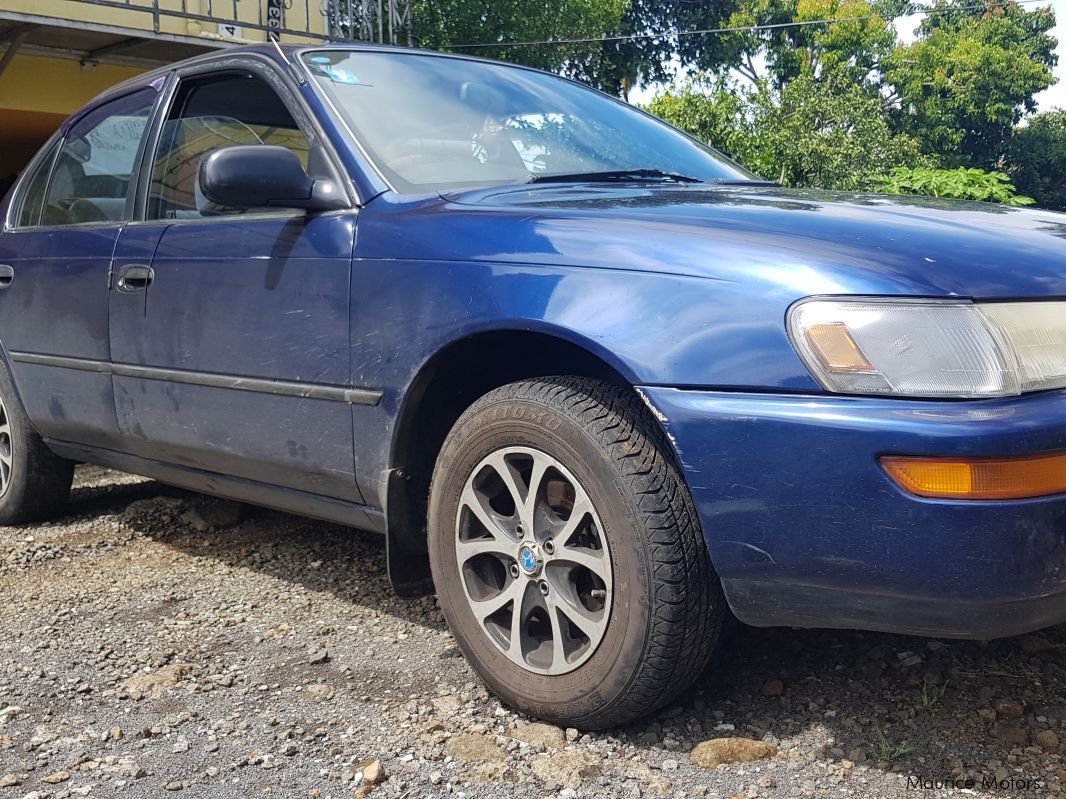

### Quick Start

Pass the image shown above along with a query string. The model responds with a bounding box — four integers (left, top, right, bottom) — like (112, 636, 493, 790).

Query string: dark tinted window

(40, 88, 157, 227)
(12, 137, 60, 229)
(147, 73, 311, 220)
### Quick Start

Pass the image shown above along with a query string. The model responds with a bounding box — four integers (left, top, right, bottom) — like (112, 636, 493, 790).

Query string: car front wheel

(428, 376, 724, 728)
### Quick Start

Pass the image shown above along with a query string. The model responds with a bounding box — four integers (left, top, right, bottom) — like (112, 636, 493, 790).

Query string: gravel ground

(1, 466, 1065, 799)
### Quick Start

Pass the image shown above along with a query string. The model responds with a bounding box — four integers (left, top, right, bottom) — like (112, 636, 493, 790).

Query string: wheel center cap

(517, 542, 542, 576)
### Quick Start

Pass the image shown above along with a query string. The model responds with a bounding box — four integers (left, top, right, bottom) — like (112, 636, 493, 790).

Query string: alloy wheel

(454, 446, 613, 675)
(0, 396, 13, 497)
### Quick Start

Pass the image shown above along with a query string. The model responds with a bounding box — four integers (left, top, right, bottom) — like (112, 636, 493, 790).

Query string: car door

(109, 63, 363, 502)
(0, 87, 159, 449)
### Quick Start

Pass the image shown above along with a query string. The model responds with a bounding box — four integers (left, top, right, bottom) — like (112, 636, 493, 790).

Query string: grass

(876, 731, 915, 762)
(918, 680, 949, 709)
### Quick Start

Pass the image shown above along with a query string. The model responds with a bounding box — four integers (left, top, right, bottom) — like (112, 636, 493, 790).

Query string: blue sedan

(1, 43, 1065, 729)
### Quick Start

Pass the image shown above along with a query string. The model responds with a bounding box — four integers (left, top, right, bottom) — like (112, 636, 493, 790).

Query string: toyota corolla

(2, 43, 1065, 729)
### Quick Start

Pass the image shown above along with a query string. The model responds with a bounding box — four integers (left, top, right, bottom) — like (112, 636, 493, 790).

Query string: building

(0, 0, 410, 183)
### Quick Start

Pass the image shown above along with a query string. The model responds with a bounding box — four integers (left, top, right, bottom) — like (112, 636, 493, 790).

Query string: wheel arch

(384, 326, 640, 596)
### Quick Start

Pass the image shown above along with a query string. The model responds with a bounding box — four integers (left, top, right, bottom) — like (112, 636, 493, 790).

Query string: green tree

(884, 0, 1057, 168)
(574, 0, 739, 97)
(872, 166, 1035, 204)
(644, 79, 751, 162)
(717, 0, 905, 90)
(412, 0, 627, 74)
(414, 1, 753, 97)
(647, 74, 926, 189)
(1007, 109, 1066, 210)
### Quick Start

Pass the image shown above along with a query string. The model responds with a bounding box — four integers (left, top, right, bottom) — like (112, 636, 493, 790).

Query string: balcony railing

(14, 0, 336, 43)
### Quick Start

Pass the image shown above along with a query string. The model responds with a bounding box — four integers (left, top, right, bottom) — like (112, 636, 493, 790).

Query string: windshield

(301, 50, 758, 192)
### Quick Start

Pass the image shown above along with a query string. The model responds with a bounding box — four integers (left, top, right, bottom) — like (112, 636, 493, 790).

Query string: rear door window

(40, 88, 157, 227)
(9, 137, 60, 229)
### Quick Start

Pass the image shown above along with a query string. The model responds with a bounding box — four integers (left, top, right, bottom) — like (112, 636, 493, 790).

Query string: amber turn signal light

(881, 452, 1066, 500)
(804, 322, 877, 373)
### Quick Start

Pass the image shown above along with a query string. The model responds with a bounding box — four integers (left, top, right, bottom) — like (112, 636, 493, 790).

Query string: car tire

(0, 358, 74, 526)
(428, 376, 724, 728)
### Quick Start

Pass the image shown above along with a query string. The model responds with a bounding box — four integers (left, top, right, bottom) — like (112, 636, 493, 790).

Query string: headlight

(788, 298, 1066, 398)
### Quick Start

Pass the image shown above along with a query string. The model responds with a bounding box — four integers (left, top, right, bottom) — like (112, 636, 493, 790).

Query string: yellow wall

(0, 0, 329, 174)
(0, 53, 145, 116)
(0, 54, 146, 176)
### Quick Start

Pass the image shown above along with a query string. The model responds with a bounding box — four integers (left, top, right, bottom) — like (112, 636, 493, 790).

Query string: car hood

(425, 183, 1066, 298)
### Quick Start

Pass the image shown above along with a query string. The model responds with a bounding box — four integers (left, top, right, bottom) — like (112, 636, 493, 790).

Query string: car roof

(73, 42, 536, 125)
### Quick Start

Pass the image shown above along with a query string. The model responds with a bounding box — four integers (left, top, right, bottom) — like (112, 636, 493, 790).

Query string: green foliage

(917, 680, 949, 709)
(647, 75, 925, 190)
(411, 0, 627, 74)
(574, 0, 739, 96)
(884, 0, 1058, 167)
(645, 81, 751, 162)
(413, 0, 739, 96)
(872, 166, 1035, 204)
(1008, 109, 1066, 210)
(648, 0, 1057, 191)
(718, 0, 905, 90)
(875, 732, 915, 762)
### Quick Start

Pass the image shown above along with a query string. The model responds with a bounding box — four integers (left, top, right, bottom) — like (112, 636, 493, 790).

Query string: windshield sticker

(327, 67, 360, 85)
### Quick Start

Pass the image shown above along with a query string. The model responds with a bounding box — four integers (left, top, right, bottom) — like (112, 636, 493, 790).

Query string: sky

(631, 0, 1066, 112)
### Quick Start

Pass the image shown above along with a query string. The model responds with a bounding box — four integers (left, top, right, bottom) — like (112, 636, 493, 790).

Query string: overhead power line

(447, 0, 1048, 50)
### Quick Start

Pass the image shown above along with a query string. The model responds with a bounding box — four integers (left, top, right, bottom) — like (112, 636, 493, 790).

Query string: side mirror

(198, 145, 347, 212)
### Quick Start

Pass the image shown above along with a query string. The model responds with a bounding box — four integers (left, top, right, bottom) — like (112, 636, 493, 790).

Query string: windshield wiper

(525, 168, 704, 184)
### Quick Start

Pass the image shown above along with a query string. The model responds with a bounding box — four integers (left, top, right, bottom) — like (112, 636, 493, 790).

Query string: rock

(1037, 730, 1060, 751)
(512, 722, 566, 750)
(760, 679, 785, 697)
(758, 776, 778, 789)
(307, 649, 330, 665)
(0, 707, 23, 725)
(431, 696, 462, 715)
(530, 750, 602, 788)
(122, 664, 193, 699)
(361, 760, 385, 785)
(110, 727, 122, 741)
(994, 700, 1025, 720)
(443, 734, 506, 763)
(690, 738, 778, 768)
(181, 499, 244, 531)
(304, 684, 333, 701)
(619, 762, 672, 796)
(660, 759, 679, 771)
(0, 774, 19, 788)
(991, 725, 1029, 745)
(122, 497, 187, 530)
(164, 781, 184, 791)
(40, 772, 70, 785)
(565, 728, 580, 743)
(458, 762, 518, 785)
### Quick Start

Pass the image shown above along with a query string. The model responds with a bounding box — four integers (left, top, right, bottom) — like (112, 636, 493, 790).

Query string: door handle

(116, 264, 154, 293)
(0, 265, 13, 289)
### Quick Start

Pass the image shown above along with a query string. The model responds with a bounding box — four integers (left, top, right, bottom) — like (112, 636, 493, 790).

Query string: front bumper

(638, 386, 1066, 639)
